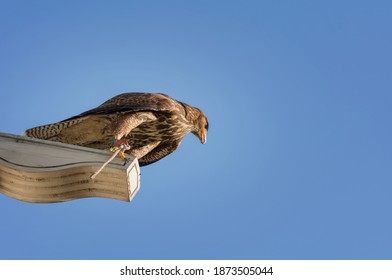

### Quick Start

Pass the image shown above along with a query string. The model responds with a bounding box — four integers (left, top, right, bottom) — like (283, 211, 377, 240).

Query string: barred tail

(23, 117, 87, 140)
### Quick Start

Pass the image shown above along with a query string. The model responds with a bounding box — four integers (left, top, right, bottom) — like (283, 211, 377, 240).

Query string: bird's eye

(205, 122, 209, 130)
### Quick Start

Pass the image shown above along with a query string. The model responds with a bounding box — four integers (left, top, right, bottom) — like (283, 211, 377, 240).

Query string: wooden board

(0, 132, 140, 203)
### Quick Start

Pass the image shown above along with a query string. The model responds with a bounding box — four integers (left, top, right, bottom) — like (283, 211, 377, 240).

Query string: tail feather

(23, 117, 87, 140)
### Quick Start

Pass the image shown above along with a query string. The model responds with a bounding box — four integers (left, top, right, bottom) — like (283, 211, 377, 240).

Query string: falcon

(24, 92, 209, 166)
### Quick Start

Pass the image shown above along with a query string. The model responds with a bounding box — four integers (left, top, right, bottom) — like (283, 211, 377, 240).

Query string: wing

(25, 92, 178, 140)
(63, 92, 179, 121)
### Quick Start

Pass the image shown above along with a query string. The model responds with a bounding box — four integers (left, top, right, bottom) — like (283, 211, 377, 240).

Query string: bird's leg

(109, 138, 131, 161)
(108, 112, 157, 162)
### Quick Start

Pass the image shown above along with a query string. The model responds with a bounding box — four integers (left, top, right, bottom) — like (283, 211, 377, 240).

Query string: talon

(109, 138, 130, 162)
(118, 150, 126, 160)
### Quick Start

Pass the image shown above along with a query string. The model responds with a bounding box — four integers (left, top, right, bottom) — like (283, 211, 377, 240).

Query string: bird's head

(191, 108, 209, 144)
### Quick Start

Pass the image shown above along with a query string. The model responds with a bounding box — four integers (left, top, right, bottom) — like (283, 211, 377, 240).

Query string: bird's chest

(126, 118, 189, 144)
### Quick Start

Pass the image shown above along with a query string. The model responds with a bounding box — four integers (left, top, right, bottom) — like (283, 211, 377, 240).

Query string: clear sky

(1, 0, 391, 260)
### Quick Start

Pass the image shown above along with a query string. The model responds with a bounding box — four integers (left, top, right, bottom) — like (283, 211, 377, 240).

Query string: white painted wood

(0, 132, 140, 203)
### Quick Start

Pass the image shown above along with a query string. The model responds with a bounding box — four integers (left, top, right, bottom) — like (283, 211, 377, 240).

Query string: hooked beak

(192, 131, 207, 144)
(193, 129, 207, 144)
(201, 134, 207, 144)
(200, 129, 207, 144)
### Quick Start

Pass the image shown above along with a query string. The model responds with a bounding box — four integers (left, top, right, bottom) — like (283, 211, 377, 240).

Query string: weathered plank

(0, 132, 140, 203)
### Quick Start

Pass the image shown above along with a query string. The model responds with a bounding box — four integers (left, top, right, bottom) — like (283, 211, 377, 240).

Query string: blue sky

(1, 0, 392, 259)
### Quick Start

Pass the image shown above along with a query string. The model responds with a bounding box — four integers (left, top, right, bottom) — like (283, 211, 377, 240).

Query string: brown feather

(24, 92, 208, 166)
